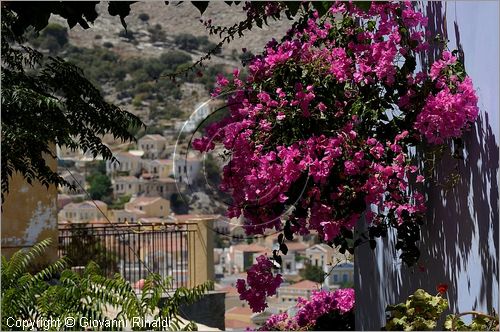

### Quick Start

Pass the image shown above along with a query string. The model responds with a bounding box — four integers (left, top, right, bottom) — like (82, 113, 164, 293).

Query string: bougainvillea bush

(193, 1, 479, 312)
(258, 289, 355, 331)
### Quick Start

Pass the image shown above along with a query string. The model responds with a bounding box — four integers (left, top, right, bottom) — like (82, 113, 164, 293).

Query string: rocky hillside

(56, 2, 293, 60)
(48, 2, 295, 150)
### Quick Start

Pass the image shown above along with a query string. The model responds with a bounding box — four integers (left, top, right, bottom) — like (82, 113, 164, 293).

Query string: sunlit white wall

(355, 2, 499, 329)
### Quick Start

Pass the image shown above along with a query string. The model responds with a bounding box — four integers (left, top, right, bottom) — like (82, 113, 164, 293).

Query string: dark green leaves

(354, 1, 372, 13)
(284, 220, 294, 240)
(280, 243, 288, 255)
(191, 1, 209, 15)
(108, 2, 136, 30)
(1, 8, 144, 200)
(284, 2, 301, 18)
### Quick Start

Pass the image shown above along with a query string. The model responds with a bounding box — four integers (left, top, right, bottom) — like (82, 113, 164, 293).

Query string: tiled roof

(225, 319, 255, 329)
(130, 197, 163, 205)
(306, 243, 334, 253)
(64, 200, 107, 209)
(285, 241, 309, 251)
(285, 280, 320, 290)
(231, 243, 268, 253)
(219, 285, 239, 296)
(226, 306, 254, 316)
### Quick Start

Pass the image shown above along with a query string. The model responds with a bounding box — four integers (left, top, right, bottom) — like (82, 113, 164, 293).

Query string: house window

(129, 184, 132, 189)
(116, 184, 119, 190)
(334, 275, 338, 283)
(160, 205, 163, 210)
(343, 274, 348, 283)
(315, 259, 318, 266)
(118, 218, 121, 222)
(139, 206, 143, 210)
(178, 166, 181, 173)
(184, 166, 187, 173)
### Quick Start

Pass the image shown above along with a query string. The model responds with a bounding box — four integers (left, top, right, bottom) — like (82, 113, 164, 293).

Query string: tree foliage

(87, 173, 113, 202)
(299, 263, 325, 284)
(1, 8, 143, 201)
(1, 239, 214, 331)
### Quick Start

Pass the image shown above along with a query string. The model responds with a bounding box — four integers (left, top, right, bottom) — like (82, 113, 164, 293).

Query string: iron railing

(58, 223, 197, 289)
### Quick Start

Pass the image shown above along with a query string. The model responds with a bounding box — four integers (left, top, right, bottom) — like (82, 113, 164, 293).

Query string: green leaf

(354, 1, 372, 12)
(191, 1, 209, 15)
(280, 243, 288, 255)
(285, 2, 301, 17)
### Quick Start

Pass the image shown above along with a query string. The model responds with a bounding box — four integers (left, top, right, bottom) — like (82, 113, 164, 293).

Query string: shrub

(174, 33, 199, 51)
(138, 13, 150, 22)
(1, 239, 213, 331)
(41, 23, 68, 47)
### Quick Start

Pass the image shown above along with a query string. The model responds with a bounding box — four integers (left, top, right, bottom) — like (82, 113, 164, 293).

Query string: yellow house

(138, 134, 167, 159)
(58, 200, 108, 223)
(2, 145, 58, 260)
(113, 176, 179, 200)
(145, 159, 172, 178)
(124, 196, 170, 219)
(111, 209, 140, 223)
(106, 151, 144, 176)
(277, 280, 320, 305)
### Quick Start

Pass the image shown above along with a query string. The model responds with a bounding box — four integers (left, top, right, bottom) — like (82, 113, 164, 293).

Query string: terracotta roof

(64, 200, 107, 210)
(219, 286, 239, 296)
(285, 280, 320, 290)
(231, 244, 267, 253)
(225, 319, 255, 329)
(285, 241, 309, 252)
(226, 306, 254, 316)
(130, 197, 163, 205)
(124, 208, 147, 215)
(306, 243, 334, 253)
(116, 151, 141, 158)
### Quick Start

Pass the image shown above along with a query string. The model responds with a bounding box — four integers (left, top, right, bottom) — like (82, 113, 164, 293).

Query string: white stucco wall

(355, 2, 499, 329)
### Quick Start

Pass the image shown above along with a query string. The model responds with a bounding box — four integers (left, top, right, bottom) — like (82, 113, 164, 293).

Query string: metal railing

(58, 223, 197, 289)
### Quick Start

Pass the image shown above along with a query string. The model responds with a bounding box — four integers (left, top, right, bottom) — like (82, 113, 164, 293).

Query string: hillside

(45, 2, 295, 145)
(55, 2, 293, 60)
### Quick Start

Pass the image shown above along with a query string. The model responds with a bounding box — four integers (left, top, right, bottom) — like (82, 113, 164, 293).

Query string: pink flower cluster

(193, 1, 478, 311)
(259, 288, 355, 331)
(236, 255, 283, 312)
(415, 52, 479, 144)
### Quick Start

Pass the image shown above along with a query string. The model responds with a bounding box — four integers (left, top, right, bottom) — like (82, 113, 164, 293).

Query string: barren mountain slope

(58, 2, 294, 59)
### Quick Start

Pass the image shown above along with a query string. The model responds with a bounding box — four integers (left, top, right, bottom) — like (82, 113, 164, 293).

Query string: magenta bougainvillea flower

(258, 288, 355, 330)
(193, 1, 478, 312)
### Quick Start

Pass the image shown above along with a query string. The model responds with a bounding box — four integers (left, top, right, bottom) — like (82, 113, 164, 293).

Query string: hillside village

(48, 3, 354, 329)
